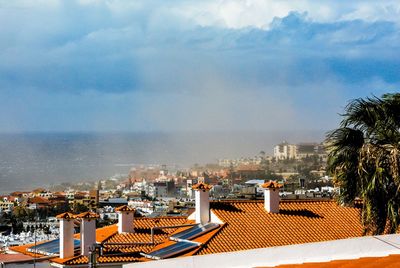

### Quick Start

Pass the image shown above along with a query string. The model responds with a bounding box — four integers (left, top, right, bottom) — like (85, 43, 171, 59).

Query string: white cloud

(175, 0, 400, 29)
(1, 0, 400, 132)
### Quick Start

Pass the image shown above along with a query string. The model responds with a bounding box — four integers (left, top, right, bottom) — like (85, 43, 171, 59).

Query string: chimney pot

(261, 181, 283, 213)
(56, 212, 75, 259)
(76, 212, 99, 256)
(115, 205, 135, 233)
(192, 183, 212, 224)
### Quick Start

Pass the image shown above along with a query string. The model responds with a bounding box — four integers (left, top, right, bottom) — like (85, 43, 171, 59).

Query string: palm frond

(326, 93, 400, 235)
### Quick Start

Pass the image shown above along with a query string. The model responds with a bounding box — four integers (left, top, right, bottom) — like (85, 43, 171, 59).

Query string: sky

(1, 0, 400, 133)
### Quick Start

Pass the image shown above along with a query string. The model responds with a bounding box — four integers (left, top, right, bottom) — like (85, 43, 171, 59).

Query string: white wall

(264, 188, 279, 213)
(59, 219, 74, 259)
(195, 190, 209, 224)
(118, 212, 134, 233)
(80, 219, 96, 256)
(123, 234, 400, 268)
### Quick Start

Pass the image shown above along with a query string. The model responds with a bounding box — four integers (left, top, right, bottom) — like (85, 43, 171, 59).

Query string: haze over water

(1, 2, 399, 193)
(0, 131, 325, 194)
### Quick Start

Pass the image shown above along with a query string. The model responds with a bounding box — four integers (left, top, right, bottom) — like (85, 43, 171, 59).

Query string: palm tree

(325, 93, 400, 235)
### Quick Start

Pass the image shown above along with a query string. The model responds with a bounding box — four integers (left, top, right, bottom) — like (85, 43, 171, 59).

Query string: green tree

(73, 203, 89, 214)
(326, 93, 400, 234)
(13, 206, 27, 220)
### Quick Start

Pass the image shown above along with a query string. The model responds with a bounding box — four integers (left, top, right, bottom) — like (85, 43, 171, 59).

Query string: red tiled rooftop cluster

(197, 200, 363, 255)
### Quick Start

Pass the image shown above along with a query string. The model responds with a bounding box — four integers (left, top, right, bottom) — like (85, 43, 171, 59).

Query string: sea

(0, 131, 325, 194)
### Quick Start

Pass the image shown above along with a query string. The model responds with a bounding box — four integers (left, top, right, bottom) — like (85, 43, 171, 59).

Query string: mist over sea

(0, 131, 326, 194)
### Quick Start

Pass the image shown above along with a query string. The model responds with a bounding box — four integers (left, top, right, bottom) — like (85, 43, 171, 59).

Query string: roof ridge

(137, 216, 188, 220)
(64, 255, 85, 264)
(75, 211, 100, 219)
(192, 182, 213, 191)
(210, 199, 336, 204)
(115, 205, 135, 212)
(280, 199, 335, 203)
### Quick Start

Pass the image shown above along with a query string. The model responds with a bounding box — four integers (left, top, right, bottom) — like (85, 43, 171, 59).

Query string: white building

(273, 141, 327, 160)
(273, 142, 297, 160)
(0, 201, 14, 212)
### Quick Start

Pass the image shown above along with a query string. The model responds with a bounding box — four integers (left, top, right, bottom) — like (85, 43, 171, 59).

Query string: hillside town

(2, 124, 400, 268)
(0, 142, 333, 257)
(3, 0, 400, 267)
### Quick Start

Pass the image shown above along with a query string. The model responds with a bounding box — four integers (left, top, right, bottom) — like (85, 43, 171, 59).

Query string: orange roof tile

(56, 255, 143, 265)
(0, 253, 33, 263)
(14, 200, 367, 267)
(134, 216, 188, 229)
(10, 191, 29, 196)
(51, 216, 190, 265)
(179, 223, 225, 257)
(144, 220, 223, 260)
(75, 211, 99, 219)
(196, 200, 363, 255)
(96, 224, 118, 243)
(192, 182, 213, 191)
(257, 254, 400, 268)
(115, 205, 135, 212)
(56, 212, 75, 219)
(261, 181, 283, 189)
(10, 240, 49, 258)
(28, 196, 50, 204)
(102, 217, 189, 253)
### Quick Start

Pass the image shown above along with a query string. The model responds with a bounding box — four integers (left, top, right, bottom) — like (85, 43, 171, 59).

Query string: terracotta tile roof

(115, 205, 135, 212)
(101, 217, 190, 254)
(146, 221, 206, 255)
(12, 200, 367, 266)
(28, 196, 50, 204)
(105, 232, 159, 245)
(6, 196, 17, 202)
(192, 182, 213, 191)
(142, 221, 223, 260)
(10, 241, 49, 258)
(133, 216, 188, 230)
(102, 231, 164, 254)
(51, 216, 190, 265)
(163, 223, 224, 257)
(0, 253, 33, 263)
(57, 255, 143, 265)
(75, 211, 99, 219)
(196, 200, 363, 255)
(106, 244, 156, 254)
(10, 191, 29, 196)
(96, 224, 118, 243)
(258, 254, 400, 268)
(56, 212, 75, 219)
(12, 225, 122, 265)
(261, 180, 283, 189)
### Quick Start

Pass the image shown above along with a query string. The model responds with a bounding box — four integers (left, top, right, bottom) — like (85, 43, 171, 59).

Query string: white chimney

(56, 212, 75, 259)
(76, 212, 99, 256)
(115, 205, 135, 233)
(261, 181, 283, 213)
(192, 182, 212, 224)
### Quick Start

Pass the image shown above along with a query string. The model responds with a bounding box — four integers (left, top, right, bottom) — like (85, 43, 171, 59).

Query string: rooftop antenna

(88, 243, 101, 268)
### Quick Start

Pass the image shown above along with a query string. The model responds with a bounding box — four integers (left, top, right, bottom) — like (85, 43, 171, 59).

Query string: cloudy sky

(1, 0, 399, 132)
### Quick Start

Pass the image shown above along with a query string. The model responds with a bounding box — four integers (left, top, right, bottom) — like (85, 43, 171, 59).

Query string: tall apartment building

(273, 142, 297, 160)
(273, 142, 326, 160)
